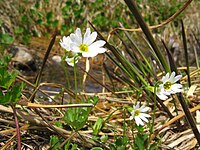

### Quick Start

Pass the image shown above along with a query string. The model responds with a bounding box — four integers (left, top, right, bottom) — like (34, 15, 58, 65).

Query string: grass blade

(124, 0, 170, 73)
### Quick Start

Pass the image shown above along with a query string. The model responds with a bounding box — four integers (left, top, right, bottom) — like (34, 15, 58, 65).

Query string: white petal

(161, 72, 170, 82)
(157, 92, 168, 100)
(162, 90, 172, 95)
(139, 114, 149, 123)
(60, 36, 72, 50)
(75, 28, 82, 40)
(88, 47, 106, 54)
(130, 116, 134, 120)
(140, 107, 150, 112)
(90, 40, 106, 47)
(171, 84, 183, 93)
(82, 51, 98, 57)
(135, 116, 144, 126)
(140, 103, 146, 110)
(135, 102, 140, 110)
(83, 28, 91, 43)
(97, 48, 106, 53)
(70, 28, 82, 45)
(169, 72, 176, 82)
(70, 45, 80, 52)
(140, 113, 151, 118)
(174, 75, 182, 82)
(84, 31, 97, 45)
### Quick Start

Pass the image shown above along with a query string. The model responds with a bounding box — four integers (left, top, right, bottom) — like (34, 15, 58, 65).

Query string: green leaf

(136, 125, 144, 132)
(52, 20, 59, 26)
(100, 135, 108, 143)
(0, 69, 18, 89)
(21, 15, 28, 23)
(1, 33, 14, 44)
(70, 144, 78, 150)
(115, 136, 129, 147)
(54, 121, 63, 128)
(10, 83, 24, 103)
(134, 133, 148, 150)
(63, 96, 98, 130)
(0, 55, 11, 68)
(92, 117, 104, 135)
(14, 26, 24, 34)
(50, 135, 61, 150)
(46, 12, 53, 21)
(109, 144, 116, 150)
(0, 91, 10, 105)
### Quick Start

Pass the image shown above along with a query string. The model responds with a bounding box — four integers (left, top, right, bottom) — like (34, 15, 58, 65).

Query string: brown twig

(151, 105, 200, 141)
(111, 0, 193, 33)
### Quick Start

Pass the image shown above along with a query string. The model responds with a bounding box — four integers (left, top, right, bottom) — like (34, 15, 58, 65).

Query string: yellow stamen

(164, 81, 172, 90)
(134, 110, 140, 116)
(79, 44, 89, 52)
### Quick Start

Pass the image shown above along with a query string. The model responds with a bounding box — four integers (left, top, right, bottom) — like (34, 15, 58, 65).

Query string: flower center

(79, 44, 89, 52)
(164, 81, 172, 90)
(134, 110, 140, 116)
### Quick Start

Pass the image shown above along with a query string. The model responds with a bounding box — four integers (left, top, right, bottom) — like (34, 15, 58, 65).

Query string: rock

(10, 45, 37, 71)
(51, 55, 62, 64)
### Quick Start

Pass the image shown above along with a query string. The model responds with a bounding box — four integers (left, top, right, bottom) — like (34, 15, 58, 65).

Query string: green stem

(181, 20, 191, 87)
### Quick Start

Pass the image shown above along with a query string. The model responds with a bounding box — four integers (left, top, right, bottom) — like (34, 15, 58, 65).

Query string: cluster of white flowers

(60, 28, 106, 66)
(156, 72, 183, 100)
(129, 72, 183, 126)
(130, 102, 151, 126)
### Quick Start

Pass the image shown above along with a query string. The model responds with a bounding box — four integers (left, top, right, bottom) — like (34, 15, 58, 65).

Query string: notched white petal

(84, 32, 97, 45)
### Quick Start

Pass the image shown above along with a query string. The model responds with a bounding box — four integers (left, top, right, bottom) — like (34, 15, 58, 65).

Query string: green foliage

(0, 55, 11, 68)
(0, 55, 23, 105)
(100, 135, 108, 143)
(92, 117, 104, 135)
(50, 135, 62, 150)
(49, 135, 77, 150)
(0, 69, 18, 89)
(109, 136, 129, 150)
(0, 33, 14, 45)
(142, 0, 183, 26)
(63, 96, 98, 131)
(134, 133, 148, 150)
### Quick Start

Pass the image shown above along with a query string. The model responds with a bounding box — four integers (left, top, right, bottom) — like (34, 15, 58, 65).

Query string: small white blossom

(65, 53, 80, 67)
(60, 36, 79, 66)
(130, 102, 151, 126)
(160, 72, 182, 95)
(69, 28, 106, 57)
(156, 71, 183, 100)
(156, 85, 169, 100)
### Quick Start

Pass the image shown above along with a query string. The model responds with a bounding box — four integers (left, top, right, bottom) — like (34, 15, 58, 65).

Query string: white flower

(65, 53, 80, 67)
(156, 85, 169, 100)
(69, 28, 106, 57)
(60, 36, 80, 66)
(130, 102, 151, 126)
(160, 71, 182, 95)
(60, 36, 72, 51)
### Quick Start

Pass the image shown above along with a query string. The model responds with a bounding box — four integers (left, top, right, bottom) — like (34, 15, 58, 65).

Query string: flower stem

(11, 104, 21, 150)
(74, 58, 78, 103)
